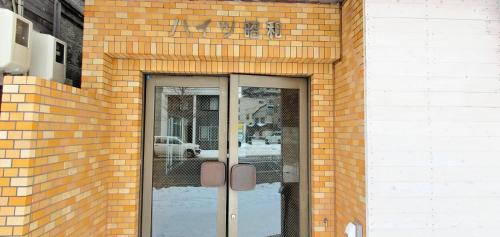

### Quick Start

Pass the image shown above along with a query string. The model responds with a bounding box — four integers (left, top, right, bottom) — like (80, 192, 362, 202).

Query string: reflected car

(154, 136, 201, 158)
(265, 131, 282, 144)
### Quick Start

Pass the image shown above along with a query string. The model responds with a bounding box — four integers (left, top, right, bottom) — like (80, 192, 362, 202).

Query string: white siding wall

(365, 0, 500, 236)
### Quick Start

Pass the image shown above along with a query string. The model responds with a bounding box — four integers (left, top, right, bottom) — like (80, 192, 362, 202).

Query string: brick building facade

(3, 0, 497, 237)
(0, 0, 365, 236)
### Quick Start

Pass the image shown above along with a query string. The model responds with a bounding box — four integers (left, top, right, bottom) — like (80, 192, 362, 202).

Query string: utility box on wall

(30, 32, 67, 83)
(0, 8, 33, 74)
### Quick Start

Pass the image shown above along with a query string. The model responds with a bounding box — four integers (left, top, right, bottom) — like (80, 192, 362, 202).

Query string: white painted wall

(365, 0, 500, 236)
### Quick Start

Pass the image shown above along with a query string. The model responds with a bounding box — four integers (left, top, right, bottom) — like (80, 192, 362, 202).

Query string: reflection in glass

(238, 87, 301, 237)
(152, 87, 220, 237)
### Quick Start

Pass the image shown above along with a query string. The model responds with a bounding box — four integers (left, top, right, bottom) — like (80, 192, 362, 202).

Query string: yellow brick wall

(333, 0, 366, 236)
(0, 0, 366, 236)
(82, 1, 341, 236)
(0, 77, 109, 236)
(109, 59, 336, 237)
(82, 0, 341, 95)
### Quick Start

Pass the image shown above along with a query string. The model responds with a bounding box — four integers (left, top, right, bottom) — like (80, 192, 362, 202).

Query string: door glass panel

(152, 86, 220, 237)
(237, 87, 301, 237)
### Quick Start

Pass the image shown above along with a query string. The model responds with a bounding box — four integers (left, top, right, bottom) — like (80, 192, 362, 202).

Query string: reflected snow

(152, 183, 281, 237)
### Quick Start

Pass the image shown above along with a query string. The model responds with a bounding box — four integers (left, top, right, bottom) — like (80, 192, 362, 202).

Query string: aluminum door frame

(142, 75, 229, 237)
(227, 74, 309, 237)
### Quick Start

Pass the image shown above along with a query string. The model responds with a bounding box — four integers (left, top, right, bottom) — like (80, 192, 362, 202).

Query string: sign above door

(169, 19, 282, 40)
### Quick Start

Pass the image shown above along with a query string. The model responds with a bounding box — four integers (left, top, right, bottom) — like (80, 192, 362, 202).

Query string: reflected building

(239, 87, 281, 141)
(154, 87, 220, 150)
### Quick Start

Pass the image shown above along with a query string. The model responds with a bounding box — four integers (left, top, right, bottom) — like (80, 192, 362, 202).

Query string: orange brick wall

(333, 0, 366, 236)
(0, 77, 109, 236)
(109, 59, 336, 237)
(0, 0, 367, 236)
(82, 0, 341, 94)
(82, 1, 342, 236)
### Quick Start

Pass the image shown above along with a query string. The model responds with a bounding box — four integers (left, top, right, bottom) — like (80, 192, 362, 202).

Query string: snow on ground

(238, 183, 281, 237)
(152, 187, 218, 237)
(239, 142, 281, 157)
(152, 183, 281, 237)
(198, 149, 219, 159)
(198, 142, 281, 159)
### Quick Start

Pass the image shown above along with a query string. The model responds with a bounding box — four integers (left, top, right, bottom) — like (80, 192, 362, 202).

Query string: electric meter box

(30, 32, 67, 83)
(0, 8, 33, 74)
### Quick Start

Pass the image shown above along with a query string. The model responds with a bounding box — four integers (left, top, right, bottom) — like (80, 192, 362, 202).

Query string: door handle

(200, 161, 226, 187)
(230, 164, 256, 191)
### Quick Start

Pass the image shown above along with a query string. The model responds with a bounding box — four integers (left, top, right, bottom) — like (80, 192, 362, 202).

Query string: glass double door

(142, 75, 308, 237)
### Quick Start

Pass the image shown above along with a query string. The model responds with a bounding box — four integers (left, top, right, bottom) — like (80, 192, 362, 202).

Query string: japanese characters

(169, 19, 282, 39)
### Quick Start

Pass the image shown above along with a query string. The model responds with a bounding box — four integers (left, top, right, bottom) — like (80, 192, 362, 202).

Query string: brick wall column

(0, 76, 110, 236)
(0, 77, 38, 236)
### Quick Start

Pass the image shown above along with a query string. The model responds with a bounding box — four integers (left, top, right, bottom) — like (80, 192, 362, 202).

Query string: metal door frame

(142, 74, 309, 237)
(227, 74, 309, 237)
(142, 75, 228, 237)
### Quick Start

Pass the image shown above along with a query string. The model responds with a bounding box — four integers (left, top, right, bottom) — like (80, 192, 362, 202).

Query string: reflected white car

(154, 136, 201, 158)
(265, 132, 282, 144)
